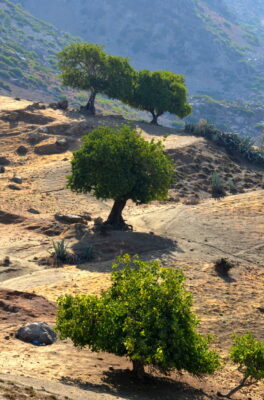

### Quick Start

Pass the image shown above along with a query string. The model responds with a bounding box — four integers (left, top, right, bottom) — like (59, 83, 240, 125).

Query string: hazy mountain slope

(0, 0, 78, 100)
(12, 0, 264, 101)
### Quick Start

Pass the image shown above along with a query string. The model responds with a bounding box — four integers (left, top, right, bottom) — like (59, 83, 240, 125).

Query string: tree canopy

(125, 70, 192, 124)
(67, 125, 174, 229)
(56, 254, 221, 378)
(58, 42, 134, 114)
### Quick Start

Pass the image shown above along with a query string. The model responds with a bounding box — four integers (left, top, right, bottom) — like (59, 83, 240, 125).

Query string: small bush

(211, 172, 226, 198)
(222, 333, 264, 397)
(80, 245, 94, 261)
(52, 239, 68, 263)
(214, 258, 234, 276)
(185, 122, 264, 167)
(56, 254, 221, 378)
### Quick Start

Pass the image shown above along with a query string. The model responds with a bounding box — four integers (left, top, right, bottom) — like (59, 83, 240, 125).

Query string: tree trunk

(132, 360, 145, 379)
(85, 91, 96, 115)
(106, 198, 127, 230)
(150, 111, 158, 125)
(219, 377, 255, 398)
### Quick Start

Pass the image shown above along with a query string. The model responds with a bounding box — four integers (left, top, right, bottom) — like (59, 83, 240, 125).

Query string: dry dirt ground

(0, 96, 263, 399)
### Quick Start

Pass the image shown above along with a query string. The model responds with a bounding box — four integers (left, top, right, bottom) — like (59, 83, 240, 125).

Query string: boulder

(0, 166, 5, 173)
(16, 145, 28, 156)
(8, 184, 22, 191)
(55, 213, 91, 224)
(11, 175, 23, 184)
(56, 137, 68, 147)
(27, 208, 40, 214)
(27, 131, 48, 145)
(15, 322, 56, 345)
(0, 157, 10, 166)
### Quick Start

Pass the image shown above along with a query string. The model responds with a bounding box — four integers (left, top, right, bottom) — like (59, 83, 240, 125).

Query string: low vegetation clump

(56, 254, 221, 378)
(221, 333, 264, 397)
(185, 121, 264, 167)
(211, 172, 226, 198)
(67, 125, 174, 230)
(214, 258, 235, 276)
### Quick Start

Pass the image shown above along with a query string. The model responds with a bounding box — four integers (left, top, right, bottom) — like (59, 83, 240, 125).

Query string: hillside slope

(12, 0, 264, 101)
(0, 96, 263, 399)
(0, 0, 77, 101)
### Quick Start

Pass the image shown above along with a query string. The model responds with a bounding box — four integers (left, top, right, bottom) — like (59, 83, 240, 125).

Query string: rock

(49, 100, 68, 110)
(27, 208, 40, 214)
(15, 322, 56, 345)
(26, 102, 46, 111)
(2, 256, 10, 266)
(56, 137, 68, 147)
(15, 97, 21, 101)
(16, 145, 28, 156)
(27, 132, 48, 145)
(34, 140, 68, 155)
(12, 175, 23, 184)
(0, 166, 5, 173)
(0, 157, 10, 166)
(55, 213, 90, 224)
(8, 184, 22, 190)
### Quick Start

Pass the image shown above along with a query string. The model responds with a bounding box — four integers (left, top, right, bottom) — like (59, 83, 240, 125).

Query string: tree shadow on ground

(60, 368, 217, 400)
(65, 225, 183, 273)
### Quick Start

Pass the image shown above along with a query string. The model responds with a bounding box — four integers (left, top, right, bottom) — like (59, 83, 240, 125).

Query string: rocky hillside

(12, 0, 264, 102)
(0, 0, 78, 101)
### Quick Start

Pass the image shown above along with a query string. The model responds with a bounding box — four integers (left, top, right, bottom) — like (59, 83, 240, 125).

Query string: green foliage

(185, 122, 264, 167)
(211, 172, 226, 198)
(56, 254, 221, 375)
(125, 70, 192, 124)
(67, 125, 174, 205)
(57, 42, 134, 111)
(58, 43, 108, 92)
(52, 239, 68, 262)
(230, 333, 264, 381)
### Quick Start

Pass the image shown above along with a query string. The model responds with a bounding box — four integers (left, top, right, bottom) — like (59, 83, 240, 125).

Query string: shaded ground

(0, 96, 264, 399)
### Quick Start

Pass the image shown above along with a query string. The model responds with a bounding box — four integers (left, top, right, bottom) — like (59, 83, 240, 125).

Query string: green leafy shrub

(56, 254, 221, 378)
(222, 333, 264, 397)
(185, 122, 264, 167)
(211, 172, 226, 198)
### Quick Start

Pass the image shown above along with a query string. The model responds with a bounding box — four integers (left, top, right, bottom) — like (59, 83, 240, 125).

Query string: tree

(125, 70, 192, 124)
(221, 333, 264, 398)
(56, 254, 221, 378)
(58, 42, 134, 114)
(67, 125, 174, 230)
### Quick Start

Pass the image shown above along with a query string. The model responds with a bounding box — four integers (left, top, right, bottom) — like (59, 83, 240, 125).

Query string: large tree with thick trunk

(124, 70, 192, 125)
(56, 254, 221, 378)
(67, 125, 174, 230)
(58, 42, 134, 114)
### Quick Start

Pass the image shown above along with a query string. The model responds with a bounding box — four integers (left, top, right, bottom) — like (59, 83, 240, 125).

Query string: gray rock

(0, 157, 10, 166)
(8, 184, 22, 191)
(16, 145, 28, 156)
(16, 322, 56, 345)
(55, 213, 90, 224)
(0, 166, 5, 173)
(56, 137, 68, 147)
(27, 208, 40, 214)
(12, 175, 23, 184)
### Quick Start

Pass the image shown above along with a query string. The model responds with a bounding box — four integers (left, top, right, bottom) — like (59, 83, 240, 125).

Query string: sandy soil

(0, 96, 263, 399)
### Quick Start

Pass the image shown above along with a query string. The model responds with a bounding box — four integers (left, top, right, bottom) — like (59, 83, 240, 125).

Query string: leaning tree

(67, 125, 174, 230)
(56, 254, 221, 378)
(58, 42, 134, 114)
(125, 70, 192, 124)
